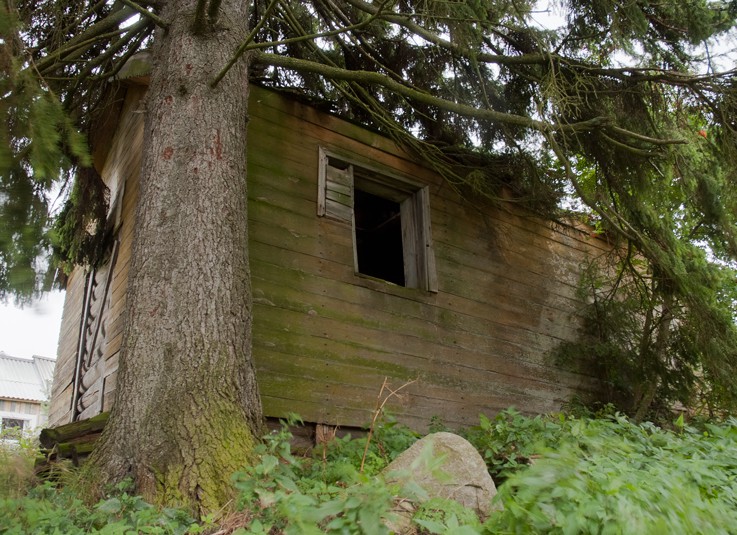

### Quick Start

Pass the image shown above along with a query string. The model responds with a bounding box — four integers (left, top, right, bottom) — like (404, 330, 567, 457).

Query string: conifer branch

(35, 0, 109, 53)
(255, 52, 609, 133)
(343, 0, 555, 67)
(600, 132, 658, 157)
(210, 0, 281, 87)
(118, 0, 169, 30)
(345, 0, 737, 87)
(36, 26, 133, 74)
(239, 0, 388, 52)
(33, 4, 138, 75)
(75, 19, 151, 84)
(608, 126, 687, 146)
(95, 30, 151, 81)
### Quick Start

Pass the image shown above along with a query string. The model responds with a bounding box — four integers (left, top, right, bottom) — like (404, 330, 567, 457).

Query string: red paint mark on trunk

(162, 147, 174, 160)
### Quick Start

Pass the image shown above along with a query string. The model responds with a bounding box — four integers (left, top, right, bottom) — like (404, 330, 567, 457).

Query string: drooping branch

(255, 51, 609, 132)
(345, 0, 737, 89)
(544, 132, 640, 246)
(210, 0, 281, 87)
(33, 4, 138, 76)
(600, 132, 659, 156)
(343, 0, 556, 67)
(118, 0, 169, 29)
(311, 0, 408, 85)
(29, 0, 109, 54)
(75, 19, 152, 85)
(608, 126, 687, 146)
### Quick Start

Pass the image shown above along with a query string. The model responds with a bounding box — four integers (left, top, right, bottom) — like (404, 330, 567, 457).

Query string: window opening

(318, 147, 438, 292)
(2, 418, 24, 431)
(354, 189, 405, 286)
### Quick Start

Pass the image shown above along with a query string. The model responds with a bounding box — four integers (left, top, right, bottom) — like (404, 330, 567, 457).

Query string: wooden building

(0, 352, 55, 436)
(47, 77, 609, 433)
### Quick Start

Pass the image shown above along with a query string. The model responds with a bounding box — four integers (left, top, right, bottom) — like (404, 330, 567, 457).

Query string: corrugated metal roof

(0, 352, 56, 402)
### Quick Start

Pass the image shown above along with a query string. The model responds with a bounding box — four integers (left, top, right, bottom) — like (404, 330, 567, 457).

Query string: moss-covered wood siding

(49, 83, 608, 431)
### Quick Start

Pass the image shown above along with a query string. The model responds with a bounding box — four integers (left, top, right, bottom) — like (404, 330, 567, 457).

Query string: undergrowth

(486, 412, 737, 534)
(0, 479, 199, 534)
(230, 414, 420, 534)
(0, 430, 37, 500)
(3, 410, 737, 534)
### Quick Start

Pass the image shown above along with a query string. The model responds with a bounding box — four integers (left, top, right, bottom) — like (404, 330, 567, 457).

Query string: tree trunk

(86, 0, 262, 513)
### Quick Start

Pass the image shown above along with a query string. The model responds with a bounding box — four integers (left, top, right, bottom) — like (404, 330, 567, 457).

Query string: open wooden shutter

(400, 187, 438, 293)
(318, 147, 353, 222)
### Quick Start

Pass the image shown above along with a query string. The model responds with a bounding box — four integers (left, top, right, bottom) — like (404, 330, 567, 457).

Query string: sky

(0, 291, 65, 359)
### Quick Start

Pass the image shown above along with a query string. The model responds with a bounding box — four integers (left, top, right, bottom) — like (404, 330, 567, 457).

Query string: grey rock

(382, 432, 497, 516)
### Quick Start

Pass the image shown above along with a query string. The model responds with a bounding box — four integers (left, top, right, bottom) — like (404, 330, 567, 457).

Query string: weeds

(0, 479, 199, 534)
(486, 413, 737, 534)
(5, 411, 737, 534)
(461, 408, 568, 483)
(0, 431, 37, 499)
(231, 415, 406, 534)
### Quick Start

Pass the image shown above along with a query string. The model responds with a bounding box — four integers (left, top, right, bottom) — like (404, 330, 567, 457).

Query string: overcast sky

(0, 291, 65, 359)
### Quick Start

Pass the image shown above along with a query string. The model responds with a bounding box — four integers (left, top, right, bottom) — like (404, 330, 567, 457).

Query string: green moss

(150, 409, 258, 514)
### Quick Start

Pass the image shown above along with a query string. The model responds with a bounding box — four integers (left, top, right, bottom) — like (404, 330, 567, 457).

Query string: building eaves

(0, 352, 55, 402)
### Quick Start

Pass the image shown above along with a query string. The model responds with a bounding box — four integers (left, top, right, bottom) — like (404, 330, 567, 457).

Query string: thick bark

(87, 1, 262, 513)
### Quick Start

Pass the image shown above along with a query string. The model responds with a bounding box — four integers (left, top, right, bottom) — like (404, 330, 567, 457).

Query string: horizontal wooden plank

(248, 106, 609, 259)
(252, 259, 572, 357)
(47, 382, 74, 427)
(251, 291, 595, 391)
(248, 203, 587, 342)
(249, 239, 592, 365)
(252, 316, 596, 397)
(257, 357, 564, 430)
(251, 87, 417, 163)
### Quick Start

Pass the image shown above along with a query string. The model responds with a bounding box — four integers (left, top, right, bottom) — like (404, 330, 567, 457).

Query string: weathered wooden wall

(49, 83, 609, 431)
(48, 86, 145, 426)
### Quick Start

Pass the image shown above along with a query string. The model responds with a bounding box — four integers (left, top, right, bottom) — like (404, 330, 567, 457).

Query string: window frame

(318, 147, 438, 293)
(1, 417, 26, 432)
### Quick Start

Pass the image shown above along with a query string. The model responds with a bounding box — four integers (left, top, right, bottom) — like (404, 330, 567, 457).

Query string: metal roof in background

(0, 352, 56, 402)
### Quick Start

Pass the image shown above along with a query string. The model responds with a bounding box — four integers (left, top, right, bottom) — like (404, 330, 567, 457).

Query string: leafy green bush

(0, 480, 199, 534)
(486, 414, 737, 534)
(413, 497, 482, 534)
(461, 408, 569, 483)
(232, 418, 410, 535)
(316, 415, 419, 476)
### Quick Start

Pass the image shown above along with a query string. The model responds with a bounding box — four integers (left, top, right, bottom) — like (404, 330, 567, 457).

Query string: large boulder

(382, 432, 497, 516)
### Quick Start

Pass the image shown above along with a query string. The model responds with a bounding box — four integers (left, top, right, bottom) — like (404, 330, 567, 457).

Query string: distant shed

(0, 352, 55, 433)
(47, 77, 609, 433)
